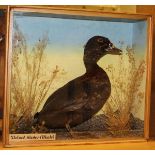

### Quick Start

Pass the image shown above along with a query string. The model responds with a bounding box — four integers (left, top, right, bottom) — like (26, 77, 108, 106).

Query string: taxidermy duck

(34, 36, 122, 132)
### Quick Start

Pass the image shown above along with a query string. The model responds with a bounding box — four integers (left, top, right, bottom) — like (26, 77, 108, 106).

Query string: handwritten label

(9, 133, 56, 141)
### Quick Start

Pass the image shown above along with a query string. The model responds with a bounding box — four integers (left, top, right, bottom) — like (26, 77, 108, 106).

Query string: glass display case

(2, 6, 153, 147)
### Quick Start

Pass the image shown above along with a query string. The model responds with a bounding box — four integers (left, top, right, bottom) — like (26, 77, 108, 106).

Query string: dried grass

(10, 22, 63, 133)
(104, 46, 145, 134)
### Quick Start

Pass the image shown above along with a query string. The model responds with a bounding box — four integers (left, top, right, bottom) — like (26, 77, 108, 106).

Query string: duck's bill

(106, 46, 122, 55)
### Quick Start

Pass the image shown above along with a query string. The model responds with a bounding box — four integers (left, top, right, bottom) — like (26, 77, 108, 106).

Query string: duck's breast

(82, 70, 111, 116)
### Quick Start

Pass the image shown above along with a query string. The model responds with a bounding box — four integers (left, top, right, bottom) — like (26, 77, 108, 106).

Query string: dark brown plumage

(34, 36, 122, 130)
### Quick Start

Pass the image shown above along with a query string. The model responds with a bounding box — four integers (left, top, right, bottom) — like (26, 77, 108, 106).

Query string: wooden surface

(0, 9, 7, 137)
(0, 139, 155, 150)
(0, 9, 6, 118)
(0, 119, 2, 129)
(137, 5, 155, 138)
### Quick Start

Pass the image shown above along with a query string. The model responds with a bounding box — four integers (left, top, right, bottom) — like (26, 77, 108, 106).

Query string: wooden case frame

(2, 6, 153, 147)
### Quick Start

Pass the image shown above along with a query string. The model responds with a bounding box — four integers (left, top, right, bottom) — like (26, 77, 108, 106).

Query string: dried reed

(10, 22, 63, 133)
(104, 46, 145, 134)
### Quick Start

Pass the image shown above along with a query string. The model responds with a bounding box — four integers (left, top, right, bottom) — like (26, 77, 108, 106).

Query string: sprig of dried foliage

(104, 46, 145, 133)
(10, 22, 63, 133)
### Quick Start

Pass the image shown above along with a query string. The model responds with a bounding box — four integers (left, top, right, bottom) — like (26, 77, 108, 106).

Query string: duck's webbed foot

(65, 122, 74, 138)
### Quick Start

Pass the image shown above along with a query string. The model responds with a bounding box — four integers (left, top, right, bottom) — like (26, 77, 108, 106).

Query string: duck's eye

(109, 43, 115, 49)
(97, 38, 103, 43)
